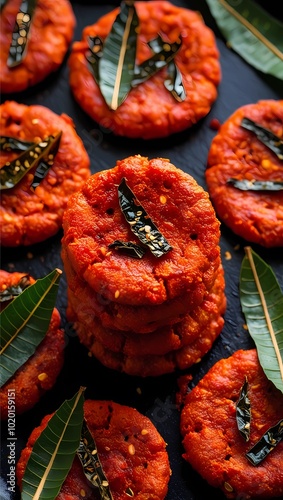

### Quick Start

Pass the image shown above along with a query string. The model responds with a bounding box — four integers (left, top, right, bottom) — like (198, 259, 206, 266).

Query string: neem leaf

(241, 118, 283, 161)
(205, 0, 283, 79)
(0, 274, 32, 302)
(31, 131, 62, 189)
(108, 240, 146, 259)
(77, 420, 113, 500)
(0, 268, 62, 387)
(131, 35, 182, 88)
(98, 0, 139, 110)
(118, 178, 172, 258)
(86, 36, 104, 84)
(246, 419, 283, 465)
(236, 376, 251, 442)
(0, 136, 34, 152)
(21, 387, 85, 500)
(240, 247, 283, 393)
(164, 60, 186, 102)
(7, 0, 37, 68)
(0, 132, 61, 191)
(227, 178, 283, 191)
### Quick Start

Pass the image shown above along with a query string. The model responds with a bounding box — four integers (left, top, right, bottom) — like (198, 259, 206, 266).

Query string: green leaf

(77, 420, 113, 499)
(0, 274, 32, 303)
(131, 35, 182, 88)
(240, 247, 283, 393)
(227, 178, 283, 191)
(205, 0, 283, 80)
(0, 132, 62, 191)
(0, 268, 62, 387)
(21, 387, 85, 500)
(7, 0, 37, 68)
(98, 0, 139, 110)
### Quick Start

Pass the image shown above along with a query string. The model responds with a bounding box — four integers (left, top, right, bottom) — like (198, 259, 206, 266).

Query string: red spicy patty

(61, 155, 221, 332)
(0, 0, 75, 93)
(68, 1, 221, 139)
(180, 349, 283, 499)
(205, 99, 283, 247)
(17, 399, 171, 500)
(0, 270, 65, 419)
(0, 101, 91, 246)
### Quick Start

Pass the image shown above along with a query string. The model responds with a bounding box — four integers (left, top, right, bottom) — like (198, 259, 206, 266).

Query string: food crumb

(209, 118, 221, 130)
(27, 252, 33, 259)
(224, 251, 232, 260)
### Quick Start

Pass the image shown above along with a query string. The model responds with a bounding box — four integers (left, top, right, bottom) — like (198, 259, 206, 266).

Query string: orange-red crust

(61, 155, 221, 332)
(0, 101, 91, 246)
(180, 349, 283, 499)
(0, 0, 75, 93)
(205, 99, 283, 247)
(0, 270, 65, 419)
(68, 0, 221, 139)
(67, 265, 225, 353)
(17, 400, 171, 500)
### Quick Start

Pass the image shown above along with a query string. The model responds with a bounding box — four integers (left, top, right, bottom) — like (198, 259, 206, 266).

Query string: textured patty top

(62, 155, 221, 307)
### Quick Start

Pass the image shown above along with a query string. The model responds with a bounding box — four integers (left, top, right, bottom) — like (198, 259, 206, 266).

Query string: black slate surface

(1, 2, 283, 499)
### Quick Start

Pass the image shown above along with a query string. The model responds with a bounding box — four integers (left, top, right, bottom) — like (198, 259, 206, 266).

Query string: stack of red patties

(61, 155, 226, 376)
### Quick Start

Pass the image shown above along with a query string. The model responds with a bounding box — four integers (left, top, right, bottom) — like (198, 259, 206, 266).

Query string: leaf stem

(245, 246, 283, 383)
(111, 4, 135, 110)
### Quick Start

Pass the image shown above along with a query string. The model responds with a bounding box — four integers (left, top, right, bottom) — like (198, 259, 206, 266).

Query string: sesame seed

(159, 195, 167, 204)
(224, 482, 233, 492)
(38, 373, 48, 382)
(136, 387, 142, 395)
(225, 251, 232, 260)
(261, 159, 271, 169)
(128, 444, 135, 455)
(105, 446, 110, 451)
(115, 290, 120, 299)
(32, 118, 39, 124)
(80, 489, 86, 497)
(141, 429, 148, 435)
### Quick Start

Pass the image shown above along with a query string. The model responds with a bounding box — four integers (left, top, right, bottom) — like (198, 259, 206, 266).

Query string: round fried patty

(68, 301, 224, 377)
(205, 99, 283, 247)
(0, 101, 90, 246)
(0, 0, 75, 93)
(67, 266, 225, 357)
(62, 155, 221, 321)
(68, 0, 221, 139)
(17, 400, 171, 499)
(62, 245, 221, 334)
(180, 349, 283, 499)
(0, 270, 65, 419)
